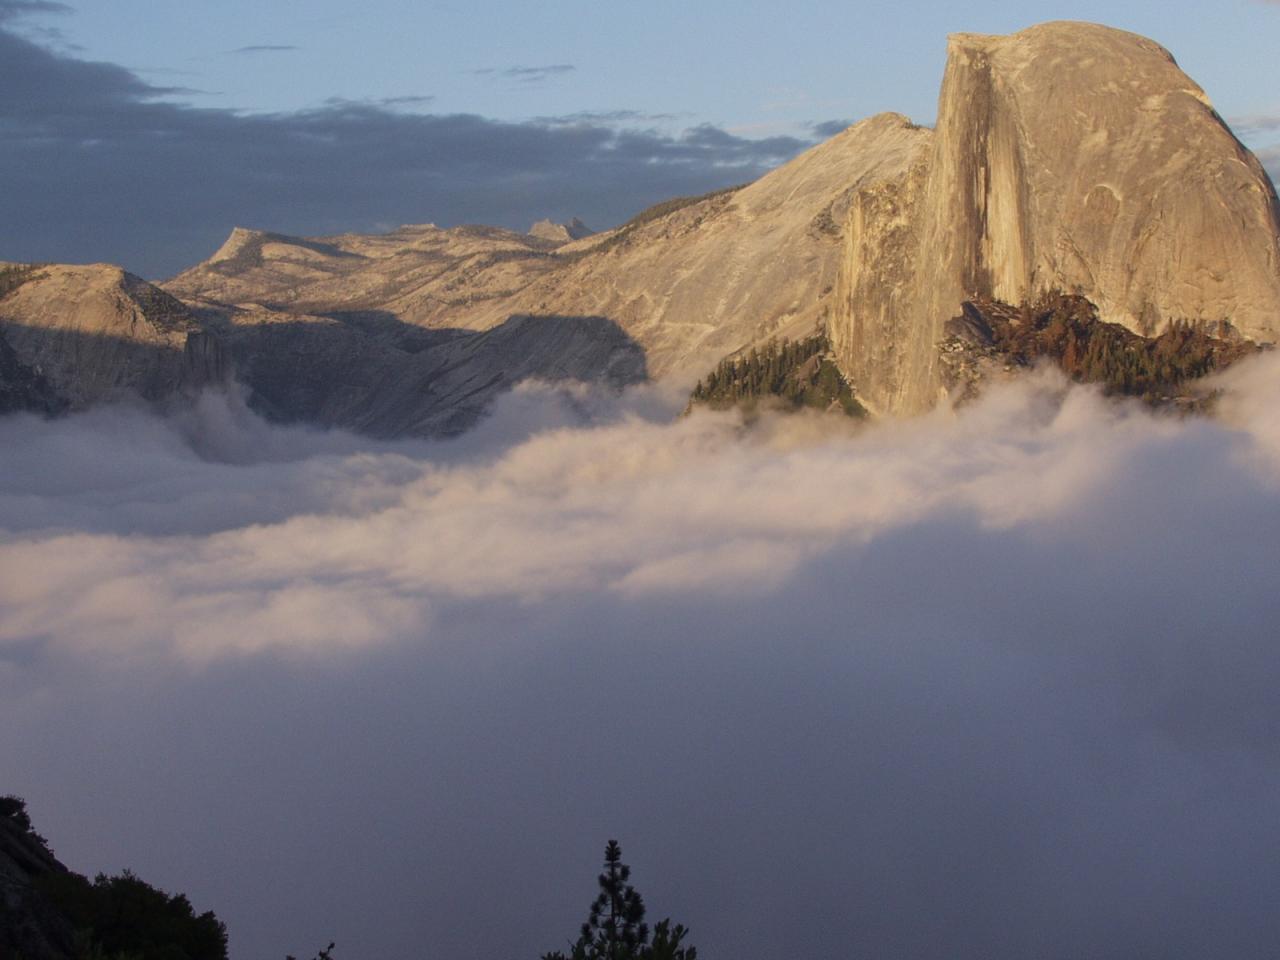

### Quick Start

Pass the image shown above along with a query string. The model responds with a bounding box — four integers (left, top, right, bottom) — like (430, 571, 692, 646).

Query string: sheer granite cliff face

(830, 21, 1280, 416)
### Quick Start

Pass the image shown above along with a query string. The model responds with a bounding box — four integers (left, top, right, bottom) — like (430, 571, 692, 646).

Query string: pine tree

(541, 841, 697, 960)
(583, 840, 648, 958)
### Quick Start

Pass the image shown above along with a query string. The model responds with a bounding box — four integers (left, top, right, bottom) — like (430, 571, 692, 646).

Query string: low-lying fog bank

(3, 358, 1280, 958)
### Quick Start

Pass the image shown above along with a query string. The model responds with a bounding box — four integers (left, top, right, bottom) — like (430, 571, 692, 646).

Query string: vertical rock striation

(831, 21, 1280, 416)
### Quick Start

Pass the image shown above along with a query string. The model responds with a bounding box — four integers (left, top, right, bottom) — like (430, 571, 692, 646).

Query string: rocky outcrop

(529, 217, 595, 243)
(0, 264, 228, 409)
(936, 293, 1262, 408)
(0, 806, 76, 960)
(830, 21, 1280, 416)
(167, 223, 564, 323)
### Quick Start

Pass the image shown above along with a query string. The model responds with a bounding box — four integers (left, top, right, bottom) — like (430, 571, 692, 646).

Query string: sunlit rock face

(167, 113, 931, 383)
(830, 21, 1280, 416)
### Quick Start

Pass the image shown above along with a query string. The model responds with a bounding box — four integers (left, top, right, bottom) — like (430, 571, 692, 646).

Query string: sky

(4, 361, 1280, 958)
(2, 0, 1280, 276)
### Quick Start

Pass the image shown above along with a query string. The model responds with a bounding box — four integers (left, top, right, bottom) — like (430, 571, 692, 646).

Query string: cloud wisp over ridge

(3, 358, 1280, 958)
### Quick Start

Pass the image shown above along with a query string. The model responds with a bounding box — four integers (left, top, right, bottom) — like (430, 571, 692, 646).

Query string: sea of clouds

(3, 357, 1280, 959)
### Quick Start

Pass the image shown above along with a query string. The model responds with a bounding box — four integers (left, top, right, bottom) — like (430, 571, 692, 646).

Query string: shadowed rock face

(0, 328, 67, 415)
(0, 264, 226, 408)
(0, 813, 75, 960)
(830, 21, 1280, 416)
(223, 312, 647, 438)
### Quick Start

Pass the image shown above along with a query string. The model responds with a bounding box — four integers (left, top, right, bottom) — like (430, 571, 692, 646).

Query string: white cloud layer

(3, 357, 1280, 958)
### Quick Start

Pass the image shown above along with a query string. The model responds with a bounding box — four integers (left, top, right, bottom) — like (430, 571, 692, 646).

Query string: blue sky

(50, 0, 1280, 131)
(4, 0, 1280, 275)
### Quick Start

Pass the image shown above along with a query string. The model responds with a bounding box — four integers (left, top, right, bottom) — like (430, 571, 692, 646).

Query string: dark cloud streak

(0, 0, 71, 23)
(810, 118, 852, 137)
(502, 63, 576, 82)
(473, 63, 577, 82)
(229, 44, 300, 54)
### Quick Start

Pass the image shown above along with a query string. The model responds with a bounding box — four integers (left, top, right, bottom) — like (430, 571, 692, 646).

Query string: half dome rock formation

(0, 264, 228, 409)
(830, 21, 1280, 416)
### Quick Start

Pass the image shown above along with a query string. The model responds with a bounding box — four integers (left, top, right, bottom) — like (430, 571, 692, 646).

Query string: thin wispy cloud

(134, 65, 204, 78)
(1226, 110, 1280, 137)
(0, 0, 71, 22)
(535, 109, 683, 128)
(230, 44, 300, 54)
(809, 118, 852, 137)
(379, 94, 434, 107)
(474, 63, 577, 83)
(0, 0, 78, 52)
(1252, 144, 1280, 183)
(319, 93, 435, 110)
(1224, 111, 1280, 182)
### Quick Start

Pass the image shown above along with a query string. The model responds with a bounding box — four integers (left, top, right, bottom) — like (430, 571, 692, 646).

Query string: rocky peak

(207, 226, 270, 265)
(529, 217, 595, 243)
(0, 263, 224, 408)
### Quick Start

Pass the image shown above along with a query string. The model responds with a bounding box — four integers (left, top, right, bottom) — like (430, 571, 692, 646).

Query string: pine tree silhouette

(541, 841, 697, 960)
(583, 840, 648, 958)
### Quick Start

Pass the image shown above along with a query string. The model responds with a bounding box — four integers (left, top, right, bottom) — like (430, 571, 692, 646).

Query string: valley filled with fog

(3, 358, 1280, 958)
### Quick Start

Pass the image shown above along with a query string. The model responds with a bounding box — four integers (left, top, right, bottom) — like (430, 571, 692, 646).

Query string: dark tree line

(973, 292, 1262, 398)
(1, 795, 227, 960)
(689, 333, 864, 416)
(38, 870, 229, 960)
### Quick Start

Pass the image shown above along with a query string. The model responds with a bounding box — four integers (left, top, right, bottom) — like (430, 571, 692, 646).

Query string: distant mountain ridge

(164, 111, 922, 383)
(1, 21, 1276, 435)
